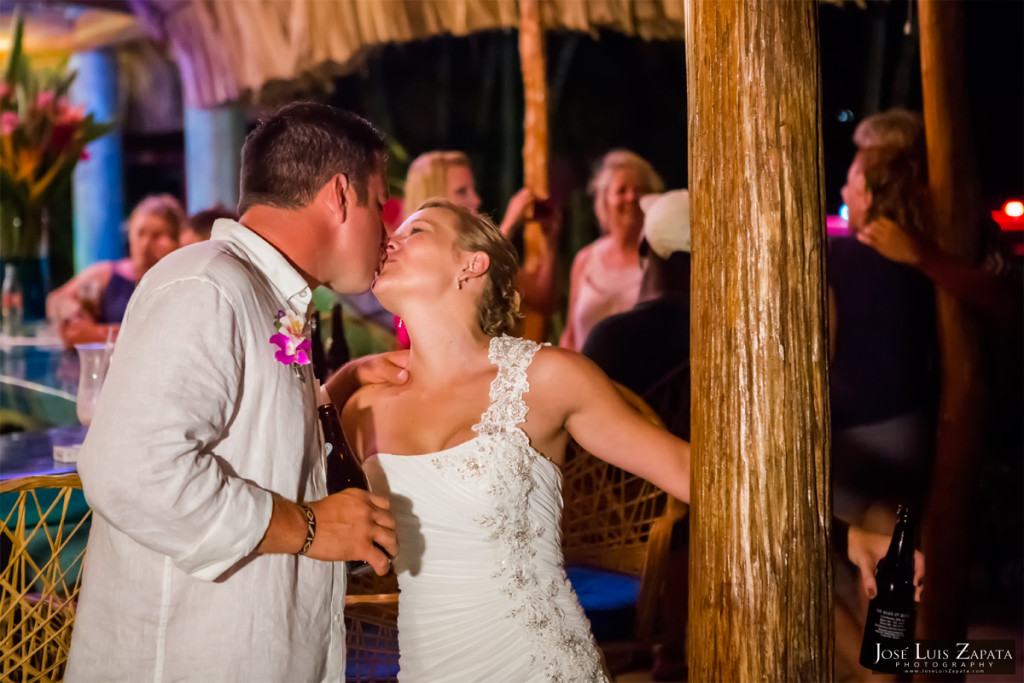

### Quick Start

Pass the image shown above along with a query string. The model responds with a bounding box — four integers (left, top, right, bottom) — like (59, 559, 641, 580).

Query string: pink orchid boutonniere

(269, 309, 312, 374)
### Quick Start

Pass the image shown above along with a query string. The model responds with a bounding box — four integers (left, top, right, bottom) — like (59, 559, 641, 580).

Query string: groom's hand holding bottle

(257, 492, 397, 575)
(257, 351, 408, 574)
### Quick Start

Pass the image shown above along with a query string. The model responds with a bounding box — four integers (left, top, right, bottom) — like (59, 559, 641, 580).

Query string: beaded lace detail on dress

(431, 335, 605, 682)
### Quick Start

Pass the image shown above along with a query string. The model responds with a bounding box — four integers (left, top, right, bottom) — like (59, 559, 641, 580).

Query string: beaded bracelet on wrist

(297, 504, 316, 556)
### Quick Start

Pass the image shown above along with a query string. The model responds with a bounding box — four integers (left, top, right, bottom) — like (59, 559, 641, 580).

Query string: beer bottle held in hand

(859, 505, 918, 672)
(318, 402, 375, 576)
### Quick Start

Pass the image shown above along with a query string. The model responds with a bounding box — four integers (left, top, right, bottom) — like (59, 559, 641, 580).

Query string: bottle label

(2, 292, 23, 309)
(860, 602, 916, 672)
(869, 607, 913, 640)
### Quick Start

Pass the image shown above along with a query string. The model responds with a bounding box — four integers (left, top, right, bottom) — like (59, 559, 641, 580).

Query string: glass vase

(0, 200, 48, 320)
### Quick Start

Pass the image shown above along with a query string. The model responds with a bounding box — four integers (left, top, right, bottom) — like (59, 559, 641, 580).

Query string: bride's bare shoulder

(529, 345, 608, 398)
(532, 344, 599, 374)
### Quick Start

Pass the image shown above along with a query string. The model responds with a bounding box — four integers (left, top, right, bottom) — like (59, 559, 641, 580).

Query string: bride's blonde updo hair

(418, 198, 522, 336)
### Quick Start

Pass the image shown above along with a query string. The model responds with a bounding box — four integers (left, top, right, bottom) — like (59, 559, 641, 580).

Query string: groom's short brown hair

(238, 103, 386, 215)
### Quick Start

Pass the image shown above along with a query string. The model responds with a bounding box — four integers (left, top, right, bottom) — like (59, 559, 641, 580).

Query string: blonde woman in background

(47, 194, 186, 348)
(395, 151, 555, 345)
(402, 150, 534, 236)
(560, 150, 664, 352)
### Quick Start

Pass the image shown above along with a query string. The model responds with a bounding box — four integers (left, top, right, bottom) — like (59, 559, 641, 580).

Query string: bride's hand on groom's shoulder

(324, 350, 410, 406)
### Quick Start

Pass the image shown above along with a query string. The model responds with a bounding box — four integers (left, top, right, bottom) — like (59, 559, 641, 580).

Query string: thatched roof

(127, 0, 687, 108)
(0, 4, 143, 57)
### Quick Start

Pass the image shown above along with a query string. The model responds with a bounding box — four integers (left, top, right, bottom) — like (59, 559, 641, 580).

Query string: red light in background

(992, 199, 1024, 232)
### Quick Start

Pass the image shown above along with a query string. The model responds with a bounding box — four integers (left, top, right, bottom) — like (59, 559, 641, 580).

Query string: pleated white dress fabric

(370, 336, 608, 683)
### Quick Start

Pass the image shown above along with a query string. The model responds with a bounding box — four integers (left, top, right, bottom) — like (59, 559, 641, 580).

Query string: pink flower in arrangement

(58, 103, 85, 124)
(269, 309, 311, 367)
(36, 91, 56, 110)
(1, 111, 18, 135)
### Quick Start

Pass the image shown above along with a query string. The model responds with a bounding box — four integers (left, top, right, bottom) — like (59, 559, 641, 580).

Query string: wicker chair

(561, 384, 689, 672)
(0, 473, 91, 682)
(344, 568, 400, 683)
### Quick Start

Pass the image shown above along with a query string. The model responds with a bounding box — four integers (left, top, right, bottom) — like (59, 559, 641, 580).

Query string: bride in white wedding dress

(340, 198, 691, 682)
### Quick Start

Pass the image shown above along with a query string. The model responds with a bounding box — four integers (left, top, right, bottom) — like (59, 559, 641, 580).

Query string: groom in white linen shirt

(66, 103, 402, 681)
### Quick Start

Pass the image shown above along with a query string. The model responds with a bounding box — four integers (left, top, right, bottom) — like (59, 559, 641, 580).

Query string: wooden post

(684, 1, 833, 680)
(917, 0, 986, 648)
(517, 0, 552, 342)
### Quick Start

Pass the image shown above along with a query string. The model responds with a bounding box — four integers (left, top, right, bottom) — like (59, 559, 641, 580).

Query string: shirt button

(334, 613, 342, 623)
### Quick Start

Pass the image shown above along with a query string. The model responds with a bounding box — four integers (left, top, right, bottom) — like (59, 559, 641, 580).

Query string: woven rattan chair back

(345, 593, 399, 683)
(1, 473, 91, 682)
(344, 529, 401, 681)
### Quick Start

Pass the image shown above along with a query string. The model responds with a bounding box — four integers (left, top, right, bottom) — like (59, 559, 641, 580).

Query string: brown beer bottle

(318, 402, 374, 576)
(859, 505, 917, 672)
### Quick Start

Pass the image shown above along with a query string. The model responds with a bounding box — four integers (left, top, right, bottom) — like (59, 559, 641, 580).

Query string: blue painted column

(70, 49, 124, 273)
(185, 105, 245, 214)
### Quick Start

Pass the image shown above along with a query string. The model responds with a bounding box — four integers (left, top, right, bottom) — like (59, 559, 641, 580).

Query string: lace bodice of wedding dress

(369, 335, 607, 682)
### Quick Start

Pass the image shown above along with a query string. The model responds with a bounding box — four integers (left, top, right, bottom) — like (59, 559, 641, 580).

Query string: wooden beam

(917, 0, 987, 652)
(517, 0, 552, 342)
(684, 0, 833, 679)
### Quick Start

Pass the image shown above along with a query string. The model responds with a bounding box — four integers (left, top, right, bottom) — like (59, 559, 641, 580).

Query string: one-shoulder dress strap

(473, 335, 543, 436)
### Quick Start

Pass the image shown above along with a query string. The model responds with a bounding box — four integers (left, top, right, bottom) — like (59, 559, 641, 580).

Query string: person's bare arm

(60, 319, 121, 347)
(323, 349, 409, 408)
(48, 262, 121, 348)
(498, 188, 536, 238)
(47, 262, 111, 322)
(540, 348, 690, 502)
(517, 213, 561, 315)
(857, 217, 1017, 326)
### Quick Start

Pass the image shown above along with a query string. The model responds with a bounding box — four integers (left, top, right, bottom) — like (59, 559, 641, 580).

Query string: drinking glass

(75, 343, 111, 426)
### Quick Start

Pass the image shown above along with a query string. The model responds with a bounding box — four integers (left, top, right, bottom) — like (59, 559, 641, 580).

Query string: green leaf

(0, 166, 29, 209)
(54, 71, 77, 99)
(387, 138, 410, 164)
(3, 7, 25, 85)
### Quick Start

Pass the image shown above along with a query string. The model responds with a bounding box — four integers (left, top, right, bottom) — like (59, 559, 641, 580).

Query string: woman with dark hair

(334, 198, 690, 682)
